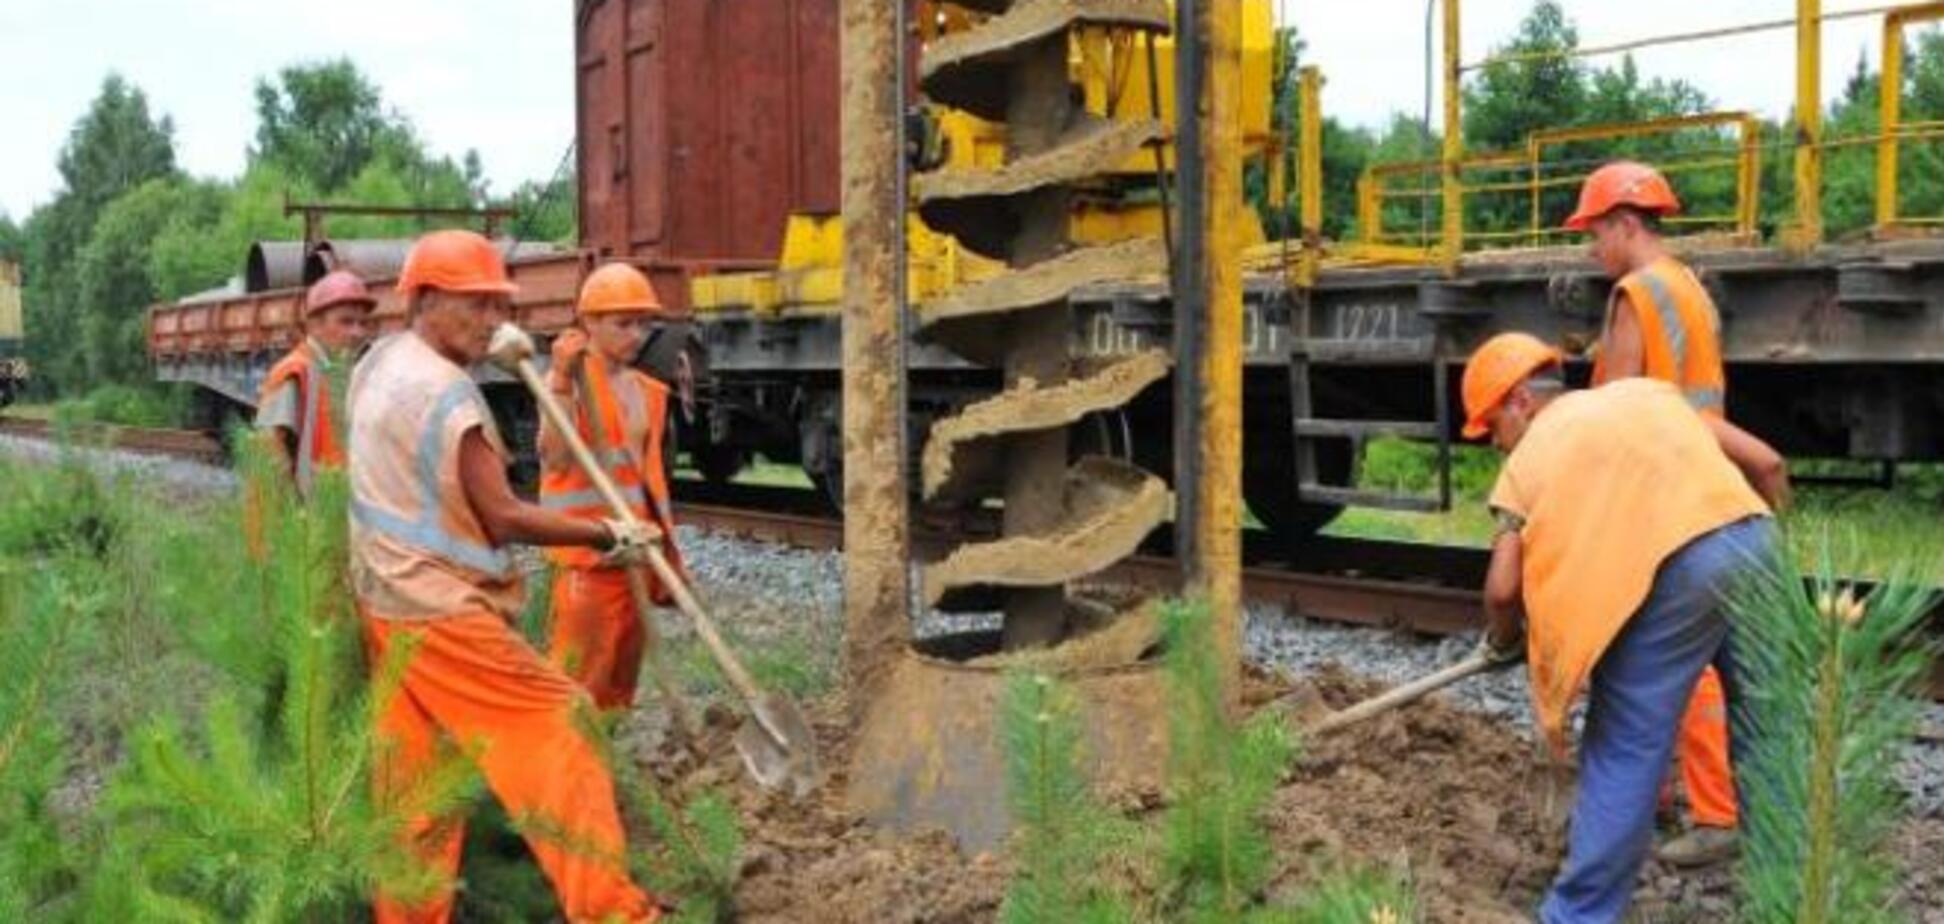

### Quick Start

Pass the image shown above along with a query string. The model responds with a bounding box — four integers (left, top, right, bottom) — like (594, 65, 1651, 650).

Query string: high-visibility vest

(539, 352, 683, 592)
(1593, 256, 1727, 416)
(1486, 379, 1769, 753)
(260, 339, 345, 496)
(347, 332, 522, 622)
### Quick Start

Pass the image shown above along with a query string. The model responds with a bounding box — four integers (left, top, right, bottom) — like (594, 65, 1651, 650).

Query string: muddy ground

(624, 663, 1944, 923)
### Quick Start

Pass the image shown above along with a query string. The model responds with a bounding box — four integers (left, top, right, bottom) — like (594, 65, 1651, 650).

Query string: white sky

(0, 2, 1922, 220)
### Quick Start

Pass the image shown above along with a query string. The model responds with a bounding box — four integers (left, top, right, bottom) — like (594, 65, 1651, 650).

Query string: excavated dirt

(629, 698, 1009, 923)
(922, 349, 1168, 502)
(921, 455, 1172, 606)
(1271, 665, 1567, 921)
(624, 664, 1944, 922)
(917, 238, 1164, 329)
(913, 120, 1163, 204)
(919, 0, 1171, 120)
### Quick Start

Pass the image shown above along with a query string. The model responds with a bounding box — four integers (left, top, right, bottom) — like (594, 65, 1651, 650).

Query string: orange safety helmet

(1563, 161, 1682, 231)
(394, 229, 519, 296)
(302, 269, 376, 317)
(1461, 332, 1564, 439)
(578, 262, 670, 316)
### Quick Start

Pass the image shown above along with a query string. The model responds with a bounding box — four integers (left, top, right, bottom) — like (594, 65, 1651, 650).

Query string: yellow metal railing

(1349, 111, 1759, 255)
(1877, 2, 1944, 230)
(1311, 0, 1944, 270)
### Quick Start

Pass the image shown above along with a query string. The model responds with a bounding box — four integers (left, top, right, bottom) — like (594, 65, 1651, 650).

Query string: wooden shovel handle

(1306, 653, 1498, 735)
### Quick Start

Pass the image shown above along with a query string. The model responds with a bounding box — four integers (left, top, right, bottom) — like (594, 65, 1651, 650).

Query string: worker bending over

(1462, 333, 1789, 924)
(539, 262, 685, 711)
(257, 269, 374, 496)
(348, 230, 665, 923)
(1567, 161, 1741, 865)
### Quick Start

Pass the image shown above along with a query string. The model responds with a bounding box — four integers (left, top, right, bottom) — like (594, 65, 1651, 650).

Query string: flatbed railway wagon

(152, 0, 1944, 552)
(0, 260, 26, 409)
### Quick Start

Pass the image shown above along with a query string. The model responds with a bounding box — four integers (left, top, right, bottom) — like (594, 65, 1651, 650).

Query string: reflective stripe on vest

(1614, 261, 1727, 416)
(541, 482, 649, 512)
(350, 379, 513, 577)
(1633, 270, 1687, 371)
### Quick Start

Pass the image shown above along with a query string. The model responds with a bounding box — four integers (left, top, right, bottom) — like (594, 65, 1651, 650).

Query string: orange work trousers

(548, 568, 648, 712)
(1674, 666, 1737, 828)
(363, 610, 660, 924)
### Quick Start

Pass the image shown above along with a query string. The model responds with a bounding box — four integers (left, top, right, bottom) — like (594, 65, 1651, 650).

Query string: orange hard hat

(1461, 332, 1564, 439)
(577, 262, 669, 316)
(303, 270, 375, 317)
(1563, 161, 1682, 231)
(395, 230, 519, 296)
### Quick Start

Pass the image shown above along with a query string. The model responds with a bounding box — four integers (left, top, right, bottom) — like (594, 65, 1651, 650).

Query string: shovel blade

(732, 694, 821, 797)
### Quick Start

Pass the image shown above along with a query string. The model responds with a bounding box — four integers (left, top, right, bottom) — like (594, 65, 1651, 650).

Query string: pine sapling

(1731, 542, 1937, 924)
(1287, 861, 1420, 924)
(90, 467, 477, 920)
(1160, 598, 1296, 923)
(0, 567, 97, 916)
(998, 668, 1136, 924)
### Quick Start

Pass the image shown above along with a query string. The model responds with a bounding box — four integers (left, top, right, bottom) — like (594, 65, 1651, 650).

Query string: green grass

(1328, 438, 1944, 580)
(4, 401, 53, 421)
(672, 454, 815, 490)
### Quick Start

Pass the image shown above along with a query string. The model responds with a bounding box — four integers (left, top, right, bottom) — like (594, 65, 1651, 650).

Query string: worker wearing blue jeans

(1538, 516, 1777, 922)
(1462, 336, 1791, 924)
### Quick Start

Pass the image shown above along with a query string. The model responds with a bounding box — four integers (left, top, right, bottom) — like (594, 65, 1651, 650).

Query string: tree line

(0, 59, 576, 400)
(5, 3, 1944, 404)
(1260, 1, 1944, 247)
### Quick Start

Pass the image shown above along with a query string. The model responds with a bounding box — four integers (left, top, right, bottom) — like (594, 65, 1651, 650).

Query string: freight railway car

(152, 0, 1944, 553)
(0, 261, 26, 408)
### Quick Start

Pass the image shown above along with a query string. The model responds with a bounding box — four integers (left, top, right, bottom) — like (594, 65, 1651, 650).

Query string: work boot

(1656, 826, 1738, 867)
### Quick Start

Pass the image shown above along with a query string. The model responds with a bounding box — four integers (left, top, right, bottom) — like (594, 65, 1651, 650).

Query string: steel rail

(0, 416, 225, 464)
(674, 495, 1944, 702)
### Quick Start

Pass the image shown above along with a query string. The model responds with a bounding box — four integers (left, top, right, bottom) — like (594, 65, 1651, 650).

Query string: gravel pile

(0, 433, 235, 495)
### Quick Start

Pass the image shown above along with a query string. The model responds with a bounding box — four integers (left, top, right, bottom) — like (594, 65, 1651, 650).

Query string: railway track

(0, 416, 225, 464)
(676, 492, 1485, 636)
(673, 481, 1944, 702)
(3, 419, 1935, 700)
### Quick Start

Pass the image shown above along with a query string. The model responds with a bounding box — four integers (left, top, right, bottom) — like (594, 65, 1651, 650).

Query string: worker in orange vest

(539, 262, 686, 712)
(1565, 160, 1736, 867)
(347, 230, 666, 923)
(1463, 332, 1789, 924)
(256, 269, 374, 495)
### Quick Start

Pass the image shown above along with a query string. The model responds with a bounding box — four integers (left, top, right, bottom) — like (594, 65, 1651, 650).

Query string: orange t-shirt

(1488, 378, 1769, 752)
(347, 331, 524, 622)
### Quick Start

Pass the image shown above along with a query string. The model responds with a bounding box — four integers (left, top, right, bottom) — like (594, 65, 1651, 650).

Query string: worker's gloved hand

(486, 323, 537, 371)
(547, 329, 590, 392)
(599, 517, 664, 568)
(1475, 629, 1525, 666)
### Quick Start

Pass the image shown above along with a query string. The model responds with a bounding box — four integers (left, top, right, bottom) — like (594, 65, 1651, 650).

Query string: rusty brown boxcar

(575, 0, 842, 310)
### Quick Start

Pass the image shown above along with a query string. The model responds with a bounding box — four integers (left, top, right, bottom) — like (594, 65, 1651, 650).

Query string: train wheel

(799, 395, 843, 512)
(693, 445, 747, 485)
(1244, 439, 1352, 549)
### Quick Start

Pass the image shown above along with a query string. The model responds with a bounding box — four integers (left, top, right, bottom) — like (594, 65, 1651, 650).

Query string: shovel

(490, 324, 821, 796)
(1303, 650, 1509, 736)
(570, 359, 701, 753)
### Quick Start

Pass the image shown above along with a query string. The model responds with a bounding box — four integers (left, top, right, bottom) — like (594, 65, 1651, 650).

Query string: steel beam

(1441, 0, 1464, 270)
(1174, 0, 1245, 701)
(838, 0, 910, 714)
(1794, 0, 1824, 247)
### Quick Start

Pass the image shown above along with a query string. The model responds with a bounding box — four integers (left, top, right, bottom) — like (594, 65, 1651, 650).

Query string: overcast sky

(0, 2, 1917, 220)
